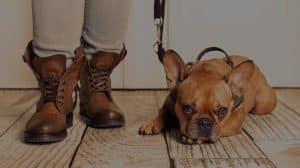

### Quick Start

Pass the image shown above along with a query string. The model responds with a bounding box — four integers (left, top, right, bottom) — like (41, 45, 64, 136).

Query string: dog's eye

(182, 105, 194, 115)
(217, 107, 228, 118)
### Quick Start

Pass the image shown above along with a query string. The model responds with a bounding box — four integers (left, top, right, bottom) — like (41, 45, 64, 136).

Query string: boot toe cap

(84, 109, 125, 128)
(25, 113, 66, 134)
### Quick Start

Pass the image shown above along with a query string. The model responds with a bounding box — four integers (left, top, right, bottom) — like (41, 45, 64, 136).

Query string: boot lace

(88, 65, 112, 93)
(40, 73, 61, 102)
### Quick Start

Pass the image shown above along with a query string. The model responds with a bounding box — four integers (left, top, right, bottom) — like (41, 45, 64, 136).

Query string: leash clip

(153, 19, 162, 51)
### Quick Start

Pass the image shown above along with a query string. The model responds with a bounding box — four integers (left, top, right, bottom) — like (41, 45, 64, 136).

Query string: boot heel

(66, 112, 73, 128)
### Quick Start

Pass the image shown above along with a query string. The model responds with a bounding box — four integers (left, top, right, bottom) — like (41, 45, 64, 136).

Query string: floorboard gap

(278, 99, 300, 117)
(242, 129, 279, 168)
(0, 103, 36, 138)
(242, 128, 270, 160)
(163, 131, 176, 168)
(68, 125, 88, 168)
(155, 91, 176, 168)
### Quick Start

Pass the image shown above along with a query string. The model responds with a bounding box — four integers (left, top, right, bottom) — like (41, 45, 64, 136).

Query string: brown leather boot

(80, 47, 127, 128)
(23, 41, 84, 143)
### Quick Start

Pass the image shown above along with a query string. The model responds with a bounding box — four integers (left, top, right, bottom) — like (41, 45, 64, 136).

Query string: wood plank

(244, 102, 300, 141)
(0, 90, 39, 136)
(276, 89, 300, 114)
(71, 91, 170, 168)
(243, 89, 300, 168)
(174, 158, 275, 168)
(0, 100, 87, 168)
(155, 90, 168, 107)
(254, 140, 300, 168)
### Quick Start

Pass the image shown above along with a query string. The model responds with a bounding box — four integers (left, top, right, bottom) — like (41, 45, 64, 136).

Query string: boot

(23, 41, 84, 143)
(80, 47, 127, 128)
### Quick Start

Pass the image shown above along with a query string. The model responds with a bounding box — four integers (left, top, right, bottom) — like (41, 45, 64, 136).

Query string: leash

(154, 0, 166, 63)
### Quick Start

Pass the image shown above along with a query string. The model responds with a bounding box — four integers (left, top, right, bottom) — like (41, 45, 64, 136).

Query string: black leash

(154, 0, 166, 63)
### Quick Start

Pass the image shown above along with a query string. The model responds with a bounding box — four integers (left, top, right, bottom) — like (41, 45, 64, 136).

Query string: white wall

(0, 0, 34, 88)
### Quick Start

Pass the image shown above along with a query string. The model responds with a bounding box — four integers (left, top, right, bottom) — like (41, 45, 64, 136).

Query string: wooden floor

(0, 89, 299, 168)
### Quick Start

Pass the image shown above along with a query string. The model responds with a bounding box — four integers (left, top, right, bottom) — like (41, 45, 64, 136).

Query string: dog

(139, 47, 277, 144)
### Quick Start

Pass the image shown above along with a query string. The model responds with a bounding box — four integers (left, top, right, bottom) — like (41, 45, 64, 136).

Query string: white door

(0, 0, 299, 88)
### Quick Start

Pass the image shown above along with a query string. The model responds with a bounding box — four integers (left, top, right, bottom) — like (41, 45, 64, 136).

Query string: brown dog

(139, 47, 277, 144)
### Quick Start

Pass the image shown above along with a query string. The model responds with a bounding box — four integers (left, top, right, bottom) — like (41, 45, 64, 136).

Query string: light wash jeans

(32, 0, 131, 58)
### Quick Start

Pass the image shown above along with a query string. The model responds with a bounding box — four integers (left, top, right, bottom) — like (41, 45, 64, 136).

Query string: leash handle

(154, 0, 164, 19)
(154, 0, 166, 63)
(197, 47, 234, 67)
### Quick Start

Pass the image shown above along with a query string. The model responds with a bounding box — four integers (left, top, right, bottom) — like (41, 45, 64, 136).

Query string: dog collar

(197, 47, 234, 68)
(232, 95, 244, 111)
(170, 90, 177, 102)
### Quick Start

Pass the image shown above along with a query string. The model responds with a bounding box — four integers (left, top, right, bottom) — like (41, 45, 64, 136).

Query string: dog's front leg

(220, 108, 246, 137)
(139, 95, 177, 135)
(138, 107, 166, 135)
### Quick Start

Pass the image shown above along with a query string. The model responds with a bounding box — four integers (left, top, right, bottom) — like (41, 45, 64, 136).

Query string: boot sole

(80, 111, 124, 128)
(24, 112, 73, 144)
(24, 130, 67, 143)
(84, 117, 124, 128)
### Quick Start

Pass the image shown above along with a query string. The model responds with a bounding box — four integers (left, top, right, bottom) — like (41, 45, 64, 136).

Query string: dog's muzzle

(198, 117, 214, 139)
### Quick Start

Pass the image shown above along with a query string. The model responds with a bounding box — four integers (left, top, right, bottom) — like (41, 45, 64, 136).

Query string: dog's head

(162, 50, 254, 143)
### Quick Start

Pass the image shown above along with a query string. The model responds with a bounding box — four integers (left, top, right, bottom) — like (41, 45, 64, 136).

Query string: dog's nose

(198, 118, 213, 129)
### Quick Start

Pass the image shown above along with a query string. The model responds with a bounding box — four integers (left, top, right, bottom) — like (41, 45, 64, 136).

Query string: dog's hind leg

(252, 85, 277, 115)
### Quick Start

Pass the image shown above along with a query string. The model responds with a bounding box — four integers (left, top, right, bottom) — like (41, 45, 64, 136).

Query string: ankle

(32, 55, 67, 78)
(91, 51, 119, 68)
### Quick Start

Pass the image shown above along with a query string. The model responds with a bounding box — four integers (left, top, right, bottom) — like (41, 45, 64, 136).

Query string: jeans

(32, 0, 131, 58)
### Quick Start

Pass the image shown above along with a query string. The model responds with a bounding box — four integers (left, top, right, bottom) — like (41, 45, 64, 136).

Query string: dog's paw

(139, 120, 162, 135)
(181, 135, 195, 145)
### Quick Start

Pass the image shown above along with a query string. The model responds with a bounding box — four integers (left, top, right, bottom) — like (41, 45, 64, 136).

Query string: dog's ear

(162, 50, 186, 90)
(224, 60, 254, 106)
